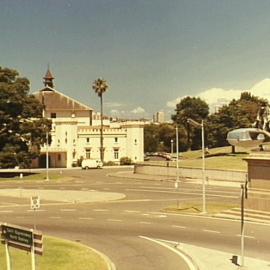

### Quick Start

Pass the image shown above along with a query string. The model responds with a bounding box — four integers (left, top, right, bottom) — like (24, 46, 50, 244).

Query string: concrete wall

(134, 163, 246, 182)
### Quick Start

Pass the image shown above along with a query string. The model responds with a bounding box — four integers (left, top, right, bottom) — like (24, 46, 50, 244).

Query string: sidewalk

(176, 242, 270, 270)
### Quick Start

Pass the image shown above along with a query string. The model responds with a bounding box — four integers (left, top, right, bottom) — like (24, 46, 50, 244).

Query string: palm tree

(92, 78, 109, 163)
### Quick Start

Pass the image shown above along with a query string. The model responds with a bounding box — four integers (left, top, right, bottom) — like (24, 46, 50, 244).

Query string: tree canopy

(172, 96, 209, 149)
(0, 67, 51, 168)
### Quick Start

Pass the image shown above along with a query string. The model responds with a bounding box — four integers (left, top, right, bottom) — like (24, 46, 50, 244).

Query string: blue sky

(2, 0, 270, 119)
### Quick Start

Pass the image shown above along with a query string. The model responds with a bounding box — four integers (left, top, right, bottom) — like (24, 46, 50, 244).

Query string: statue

(252, 105, 270, 132)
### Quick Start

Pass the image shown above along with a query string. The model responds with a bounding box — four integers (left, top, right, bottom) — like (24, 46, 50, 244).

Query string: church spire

(43, 66, 54, 88)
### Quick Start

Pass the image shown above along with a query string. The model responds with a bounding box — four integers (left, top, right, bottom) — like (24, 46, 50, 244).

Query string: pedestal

(244, 152, 270, 211)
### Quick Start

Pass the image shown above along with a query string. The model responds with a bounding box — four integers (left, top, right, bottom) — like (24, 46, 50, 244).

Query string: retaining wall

(134, 163, 246, 183)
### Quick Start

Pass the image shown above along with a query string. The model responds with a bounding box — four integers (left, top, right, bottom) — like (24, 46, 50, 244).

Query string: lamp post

(187, 118, 206, 213)
(175, 127, 179, 189)
(45, 131, 49, 181)
(171, 139, 174, 156)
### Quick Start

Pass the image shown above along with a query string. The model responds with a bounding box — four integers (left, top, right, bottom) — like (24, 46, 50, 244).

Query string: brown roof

(35, 87, 93, 111)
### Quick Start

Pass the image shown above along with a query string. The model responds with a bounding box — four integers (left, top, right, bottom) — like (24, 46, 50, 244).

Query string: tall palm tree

(92, 78, 109, 163)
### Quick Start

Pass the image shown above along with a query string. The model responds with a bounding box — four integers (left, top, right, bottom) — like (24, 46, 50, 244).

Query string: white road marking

(142, 213, 150, 216)
(107, 219, 122, 222)
(203, 229, 221, 234)
(171, 225, 186, 229)
(124, 210, 141, 213)
(236, 234, 255, 239)
(27, 209, 46, 212)
(49, 216, 61, 219)
(60, 209, 76, 212)
(0, 210, 13, 213)
(79, 217, 93, 220)
(140, 236, 197, 270)
(126, 188, 238, 199)
(93, 209, 108, 212)
(157, 214, 167, 218)
(139, 221, 151, 225)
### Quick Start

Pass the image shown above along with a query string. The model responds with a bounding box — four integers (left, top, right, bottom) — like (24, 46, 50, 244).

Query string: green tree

(0, 67, 51, 168)
(92, 78, 109, 163)
(144, 123, 187, 153)
(207, 92, 267, 150)
(172, 96, 209, 150)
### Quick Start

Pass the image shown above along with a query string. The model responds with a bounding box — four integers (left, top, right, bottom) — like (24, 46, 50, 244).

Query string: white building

(33, 69, 144, 168)
(153, 111, 165, 123)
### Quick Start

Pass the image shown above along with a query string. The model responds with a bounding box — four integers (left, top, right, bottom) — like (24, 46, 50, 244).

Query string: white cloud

(167, 78, 270, 113)
(131, 106, 145, 114)
(105, 102, 124, 108)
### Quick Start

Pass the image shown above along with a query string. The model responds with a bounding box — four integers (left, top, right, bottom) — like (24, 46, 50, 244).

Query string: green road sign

(2, 224, 33, 246)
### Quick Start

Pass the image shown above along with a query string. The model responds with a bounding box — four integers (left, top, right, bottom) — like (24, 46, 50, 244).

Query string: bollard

(20, 173, 23, 179)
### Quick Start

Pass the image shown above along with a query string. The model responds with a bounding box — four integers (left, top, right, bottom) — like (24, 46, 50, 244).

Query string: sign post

(1, 223, 43, 270)
(31, 196, 40, 230)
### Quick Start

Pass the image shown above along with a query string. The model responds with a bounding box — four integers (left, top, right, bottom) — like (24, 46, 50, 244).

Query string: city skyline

(2, 1, 270, 118)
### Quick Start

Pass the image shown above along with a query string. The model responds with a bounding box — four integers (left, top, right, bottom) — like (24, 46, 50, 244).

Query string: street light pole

(201, 120, 206, 213)
(45, 132, 49, 181)
(187, 118, 206, 213)
(171, 139, 174, 156)
(175, 126, 179, 189)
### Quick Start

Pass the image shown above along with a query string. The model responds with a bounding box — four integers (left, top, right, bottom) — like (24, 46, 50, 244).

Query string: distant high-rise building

(153, 111, 165, 123)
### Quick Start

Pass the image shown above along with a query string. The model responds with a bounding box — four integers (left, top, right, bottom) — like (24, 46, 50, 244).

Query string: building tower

(43, 68, 54, 88)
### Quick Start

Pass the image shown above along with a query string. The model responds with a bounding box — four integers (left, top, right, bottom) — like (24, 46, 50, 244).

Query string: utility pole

(46, 132, 49, 181)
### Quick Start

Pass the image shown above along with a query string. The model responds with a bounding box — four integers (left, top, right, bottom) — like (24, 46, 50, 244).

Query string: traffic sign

(31, 196, 40, 210)
(1, 223, 43, 255)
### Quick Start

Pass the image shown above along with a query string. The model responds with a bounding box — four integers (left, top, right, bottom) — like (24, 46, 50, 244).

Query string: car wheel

(85, 166, 89, 170)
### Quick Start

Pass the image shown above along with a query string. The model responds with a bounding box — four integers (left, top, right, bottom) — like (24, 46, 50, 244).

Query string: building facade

(33, 70, 144, 168)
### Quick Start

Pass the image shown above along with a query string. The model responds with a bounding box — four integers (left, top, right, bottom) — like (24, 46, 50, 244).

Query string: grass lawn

(145, 146, 250, 171)
(163, 201, 237, 215)
(0, 236, 108, 270)
(0, 172, 71, 182)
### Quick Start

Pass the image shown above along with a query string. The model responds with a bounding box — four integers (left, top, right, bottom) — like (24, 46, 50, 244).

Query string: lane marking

(49, 216, 61, 219)
(79, 217, 93, 220)
(93, 209, 108, 212)
(27, 209, 46, 212)
(236, 234, 255, 239)
(0, 210, 13, 213)
(60, 209, 76, 212)
(126, 188, 238, 199)
(171, 225, 186, 229)
(140, 236, 197, 270)
(139, 221, 151, 225)
(124, 210, 141, 213)
(203, 229, 220, 234)
(142, 213, 150, 216)
(107, 219, 122, 222)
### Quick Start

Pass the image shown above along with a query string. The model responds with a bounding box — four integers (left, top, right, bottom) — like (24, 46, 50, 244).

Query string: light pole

(171, 139, 174, 156)
(187, 118, 206, 213)
(175, 127, 179, 189)
(45, 131, 49, 181)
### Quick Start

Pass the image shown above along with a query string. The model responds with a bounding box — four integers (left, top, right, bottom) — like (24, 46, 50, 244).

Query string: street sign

(2, 224, 33, 246)
(1, 223, 43, 255)
(31, 196, 40, 210)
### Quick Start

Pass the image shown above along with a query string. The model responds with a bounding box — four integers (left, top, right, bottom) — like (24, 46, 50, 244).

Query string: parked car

(81, 159, 103, 169)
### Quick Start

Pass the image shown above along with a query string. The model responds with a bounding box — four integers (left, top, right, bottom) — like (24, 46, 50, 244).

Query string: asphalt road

(0, 168, 270, 269)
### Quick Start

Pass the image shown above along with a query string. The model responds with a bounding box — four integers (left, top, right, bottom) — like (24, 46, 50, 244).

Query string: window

(114, 149, 119, 160)
(86, 137, 90, 143)
(114, 137, 118, 143)
(58, 154, 61, 161)
(134, 139, 137, 145)
(51, 113, 56, 118)
(85, 149, 91, 159)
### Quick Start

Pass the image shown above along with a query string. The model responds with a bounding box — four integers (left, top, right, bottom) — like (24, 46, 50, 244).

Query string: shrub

(120, 157, 132, 165)
(103, 161, 117, 166)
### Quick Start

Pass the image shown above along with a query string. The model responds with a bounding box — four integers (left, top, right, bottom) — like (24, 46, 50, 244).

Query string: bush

(103, 161, 117, 166)
(120, 157, 132, 165)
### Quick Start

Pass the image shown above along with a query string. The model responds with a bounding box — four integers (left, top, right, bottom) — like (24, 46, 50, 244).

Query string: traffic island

(0, 235, 110, 270)
(163, 202, 237, 215)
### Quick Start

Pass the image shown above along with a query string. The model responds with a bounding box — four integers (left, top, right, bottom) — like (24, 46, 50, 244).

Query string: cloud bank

(167, 78, 270, 113)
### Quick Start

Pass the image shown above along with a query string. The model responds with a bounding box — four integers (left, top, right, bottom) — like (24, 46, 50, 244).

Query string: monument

(227, 105, 270, 211)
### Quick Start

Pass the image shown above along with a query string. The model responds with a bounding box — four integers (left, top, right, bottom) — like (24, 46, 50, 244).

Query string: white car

(81, 159, 103, 169)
